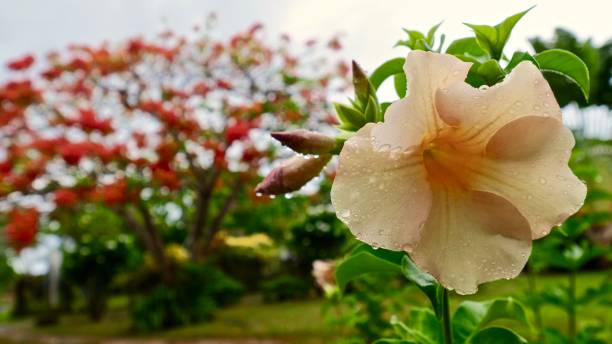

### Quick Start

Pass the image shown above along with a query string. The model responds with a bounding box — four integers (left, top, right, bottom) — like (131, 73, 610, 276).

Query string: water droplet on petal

(533, 105, 541, 111)
(478, 85, 489, 91)
(339, 209, 351, 219)
(539, 177, 547, 185)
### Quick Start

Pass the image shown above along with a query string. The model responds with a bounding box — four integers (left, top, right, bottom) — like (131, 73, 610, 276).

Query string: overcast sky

(1, 0, 611, 73)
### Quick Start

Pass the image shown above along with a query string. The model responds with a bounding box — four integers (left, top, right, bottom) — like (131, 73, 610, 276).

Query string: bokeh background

(0, 1, 610, 343)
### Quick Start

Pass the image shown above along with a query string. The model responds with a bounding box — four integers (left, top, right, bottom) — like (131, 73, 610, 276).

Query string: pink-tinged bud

(271, 129, 337, 155)
(312, 259, 337, 294)
(255, 154, 331, 195)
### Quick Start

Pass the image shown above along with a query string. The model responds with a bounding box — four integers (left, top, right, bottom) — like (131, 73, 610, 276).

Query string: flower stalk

(442, 288, 452, 344)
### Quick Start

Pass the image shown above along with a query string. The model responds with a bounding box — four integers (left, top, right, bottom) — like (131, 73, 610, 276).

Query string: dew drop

(377, 229, 384, 235)
(533, 105, 541, 111)
(401, 244, 412, 252)
(378, 144, 391, 152)
(538, 177, 547, 185)
(478, 85, 489, 91)
(526, 194, 533, 200)
(269, 195, 276, 199)
(255, 192, 263, 197)
(339, 209, 351, 219)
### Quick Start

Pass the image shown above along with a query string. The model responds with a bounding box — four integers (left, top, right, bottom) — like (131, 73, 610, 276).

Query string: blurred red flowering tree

(0, 22, 347, 278)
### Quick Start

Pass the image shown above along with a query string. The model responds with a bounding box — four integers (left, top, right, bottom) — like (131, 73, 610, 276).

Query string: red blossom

(6, 55, 35, 71)
(54, 188, 79, 207)
(5, 208, 39, 251)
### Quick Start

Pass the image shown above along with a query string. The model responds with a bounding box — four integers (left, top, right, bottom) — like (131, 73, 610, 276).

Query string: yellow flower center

(421, 130, 476, 189)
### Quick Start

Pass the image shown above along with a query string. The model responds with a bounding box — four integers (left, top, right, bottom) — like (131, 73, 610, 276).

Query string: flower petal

(435, 61, 561, 151)
(410, 189, 531, 295)
(372, 51, 471, 150)
(471, 116, 587, 239)
(331, 123, 432, 251)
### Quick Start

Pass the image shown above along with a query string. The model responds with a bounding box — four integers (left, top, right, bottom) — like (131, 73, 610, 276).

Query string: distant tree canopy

(531, 28, 612, 107)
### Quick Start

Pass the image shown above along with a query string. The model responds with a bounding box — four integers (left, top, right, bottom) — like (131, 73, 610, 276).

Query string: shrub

(260, 274, 311, 302)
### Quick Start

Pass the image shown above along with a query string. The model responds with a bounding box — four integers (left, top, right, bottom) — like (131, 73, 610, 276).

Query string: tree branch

(188, 168, 220, 256)
(202, 178, 244, 252)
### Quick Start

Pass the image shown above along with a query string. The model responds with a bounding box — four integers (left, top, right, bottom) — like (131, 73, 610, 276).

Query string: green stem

(442, 288, 452, 344)
(568, 269, 577, 344)
(527, 271, 544, 343)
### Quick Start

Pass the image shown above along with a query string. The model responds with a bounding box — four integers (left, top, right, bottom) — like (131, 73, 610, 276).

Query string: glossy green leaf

(401, 256, 444, 318)
(371, 58, 405, 90)
(477, 59, 506, 86)
(465, 7, 533, 60)
(534, 49, 590, 101)
(452, 297, 529, 343)
(467, 327, 527, 344)
(335, 244, 403, 291)
(394, 72, 407, 98)
(505, 51, 538, 72)
(446, 37, 489, 63)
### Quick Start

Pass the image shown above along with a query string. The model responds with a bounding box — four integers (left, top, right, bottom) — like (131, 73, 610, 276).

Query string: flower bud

(312, 259, 337, 295)
(271, 129, 337, 155)
(255, 154, 331, 195)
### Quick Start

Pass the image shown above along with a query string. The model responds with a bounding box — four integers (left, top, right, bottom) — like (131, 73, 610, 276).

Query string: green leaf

(468, 327, 527, 344)
(446, 37, 489, 63)
(408, 308, 443, 344)
(534, 48, 590, 101)
(505, 51, 538, 72)
(371, 58, 405, 90)
(335, 244, 403, 291)
(364, 95, 380, 123)
(394, 73, 407, 98)
(465, 7, 533, 60)
(477, 60, 506, 86)
(334, 103, 365, 131)
(401, 256, 444, 318)
(426, 22, 443, 47)
(452, 297, 529, 343)
(389, 310, 441, 344)
(373, 339, 415, 344)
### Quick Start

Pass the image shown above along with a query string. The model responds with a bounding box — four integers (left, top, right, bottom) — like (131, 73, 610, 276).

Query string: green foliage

(468, 327, 527, 344)
(534, 49, 590, 101)
(464, 7, 533, 60)
(131, 263, 243, 331)
(396, 22, 443, 52)
(452, 298, 529, 343)
(288, 206, 352, 275)
(370, 58, 405, 90)
(401, 256, 444, 318)
(335, 244, 403, 292)
(531, 28, 612, 106)
(260, 275, 311, 302)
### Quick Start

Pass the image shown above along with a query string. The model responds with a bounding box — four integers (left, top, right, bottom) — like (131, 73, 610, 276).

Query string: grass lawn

(0, 271, 609, 343)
